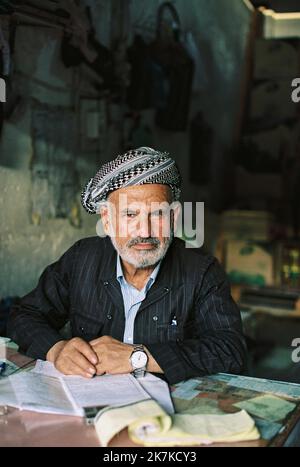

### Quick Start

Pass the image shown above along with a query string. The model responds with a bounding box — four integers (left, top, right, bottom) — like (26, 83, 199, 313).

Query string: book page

(63, 373, 150, 408)
(133, 373, 174, 414)
(9, 372, 79, 415)
(32, 360, 174, 413)
(0, 377, 18, 408)
(5, 371, 151, 416)
(3, 370, 152, 417)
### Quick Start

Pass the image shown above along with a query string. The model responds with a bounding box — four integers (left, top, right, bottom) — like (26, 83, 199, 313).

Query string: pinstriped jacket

(8, 236, 247, 385)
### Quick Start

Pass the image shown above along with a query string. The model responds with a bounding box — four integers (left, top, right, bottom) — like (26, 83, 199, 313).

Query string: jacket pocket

(156, 323, 182, 343)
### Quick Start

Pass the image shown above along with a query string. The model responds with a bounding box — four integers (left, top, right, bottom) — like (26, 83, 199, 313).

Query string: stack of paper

(94, 399, 260, 447)
(0, 360, 174, 417)
(32, 360, 174, 414)
(0, 371, 152, 416)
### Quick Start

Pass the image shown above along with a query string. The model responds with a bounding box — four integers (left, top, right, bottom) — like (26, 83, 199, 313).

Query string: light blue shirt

(116, 255, 161, 344)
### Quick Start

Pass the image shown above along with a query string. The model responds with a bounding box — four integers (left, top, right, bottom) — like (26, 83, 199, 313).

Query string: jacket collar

(97, 236, 184, 312)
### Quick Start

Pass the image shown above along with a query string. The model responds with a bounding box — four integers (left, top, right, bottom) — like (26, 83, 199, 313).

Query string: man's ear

(99, 205, 110, 236)
(100, 201, 117, 237)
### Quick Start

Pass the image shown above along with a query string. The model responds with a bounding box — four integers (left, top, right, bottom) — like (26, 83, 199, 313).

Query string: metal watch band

(131, 344, 147, 378)
(133, 368, 145, 378)
(133, 344, 144, 352)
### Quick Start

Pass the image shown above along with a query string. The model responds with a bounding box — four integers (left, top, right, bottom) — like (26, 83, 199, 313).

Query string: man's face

(100, 184, 179, 268)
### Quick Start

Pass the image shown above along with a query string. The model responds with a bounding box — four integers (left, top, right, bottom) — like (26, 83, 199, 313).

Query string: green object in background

(225, 240, 273, 287)
(228, 270, 266, 286)
(240, 245, 255, 255)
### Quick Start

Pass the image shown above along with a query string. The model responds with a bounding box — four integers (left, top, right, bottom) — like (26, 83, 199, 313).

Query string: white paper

(33, 360, 174, 414)
(32, 360, 62, 377)
(1, 362, 152, 417)
(0, 377, 18, 407)
(62, 373, 150, 409)
(138, 373, 174, 415)
(9, 372, 80, 416)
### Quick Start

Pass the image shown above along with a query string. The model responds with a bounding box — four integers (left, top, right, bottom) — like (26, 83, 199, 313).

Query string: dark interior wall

(0, 12, 102, 297)
(0, 0, 255, 296)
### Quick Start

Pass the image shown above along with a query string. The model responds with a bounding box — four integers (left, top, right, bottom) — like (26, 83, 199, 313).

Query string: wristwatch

(129, 344, 148, 378)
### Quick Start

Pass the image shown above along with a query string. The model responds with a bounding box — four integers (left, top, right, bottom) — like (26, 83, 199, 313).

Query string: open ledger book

(0, 360, 174, 416)
(95, 398, 260, 447)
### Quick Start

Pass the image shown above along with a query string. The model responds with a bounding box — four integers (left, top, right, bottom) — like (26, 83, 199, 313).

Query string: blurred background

(0, 0, 300, 381)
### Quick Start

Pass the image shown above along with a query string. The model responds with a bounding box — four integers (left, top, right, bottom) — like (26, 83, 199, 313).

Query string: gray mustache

(128, 237, 160, 247)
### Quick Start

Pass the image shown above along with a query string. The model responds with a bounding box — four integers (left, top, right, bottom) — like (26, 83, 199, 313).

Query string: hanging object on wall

(0, 15, 25, 138)
(30, 99, 81, 227)
(149, 2, 194, 132)
(60, 3, 114, 93)
(126, 34, 154, 111)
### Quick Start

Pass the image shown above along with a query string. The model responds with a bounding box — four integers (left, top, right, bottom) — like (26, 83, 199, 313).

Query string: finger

(71, 338, 98, 365)
(69, 349, 97, 376)
(95, 364, 106, 376)
(89, 338, 102, 346)
(65, 355, 95, 378)
(55, 356, 94, 378)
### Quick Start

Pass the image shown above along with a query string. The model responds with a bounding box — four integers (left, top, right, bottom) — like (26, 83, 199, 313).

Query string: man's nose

(137, 215, 152, 238)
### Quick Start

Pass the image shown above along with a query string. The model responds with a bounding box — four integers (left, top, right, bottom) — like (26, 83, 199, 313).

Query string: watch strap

(133, 344, 144, 352)
(133, 368, 146, 378)
(130, 344, 147, 378)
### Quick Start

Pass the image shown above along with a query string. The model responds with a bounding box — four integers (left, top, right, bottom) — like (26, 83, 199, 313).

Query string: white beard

(110, 234, 173, 269)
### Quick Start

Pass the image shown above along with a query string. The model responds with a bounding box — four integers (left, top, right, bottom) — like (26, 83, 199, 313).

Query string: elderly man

(8, 147, 246, 384)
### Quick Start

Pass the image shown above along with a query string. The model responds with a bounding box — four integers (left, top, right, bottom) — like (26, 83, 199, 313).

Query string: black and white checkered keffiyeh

(81, 147, 182, 214)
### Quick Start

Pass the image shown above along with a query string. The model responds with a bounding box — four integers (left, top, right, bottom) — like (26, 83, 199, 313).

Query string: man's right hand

(46, 338, 98, 378)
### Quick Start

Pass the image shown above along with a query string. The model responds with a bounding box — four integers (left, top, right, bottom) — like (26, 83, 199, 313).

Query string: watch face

(131, 351, 148, 369)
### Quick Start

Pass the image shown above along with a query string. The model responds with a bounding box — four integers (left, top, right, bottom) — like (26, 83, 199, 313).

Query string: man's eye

(126, 213, 136, 218)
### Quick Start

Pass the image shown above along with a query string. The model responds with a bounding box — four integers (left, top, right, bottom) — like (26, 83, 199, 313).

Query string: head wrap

(81, 147, 182, 214)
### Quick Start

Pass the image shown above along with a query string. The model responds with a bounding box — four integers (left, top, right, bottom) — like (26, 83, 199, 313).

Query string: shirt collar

(116, 254, 161, 287)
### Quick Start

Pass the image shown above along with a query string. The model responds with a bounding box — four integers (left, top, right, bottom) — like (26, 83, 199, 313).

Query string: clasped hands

(46, 336, 135, 378)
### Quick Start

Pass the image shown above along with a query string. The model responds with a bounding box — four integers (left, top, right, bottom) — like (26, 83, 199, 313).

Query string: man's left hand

(89, 336, 133, 376)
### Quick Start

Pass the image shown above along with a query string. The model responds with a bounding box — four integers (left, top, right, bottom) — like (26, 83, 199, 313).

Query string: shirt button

(127, 337, 132, 342)
(103, 281, 109, 286)
(80, 326, 85, 333)
(106, 314, 112, 320)
(164, 287, 170, 292)
(152, 316, 158, 321)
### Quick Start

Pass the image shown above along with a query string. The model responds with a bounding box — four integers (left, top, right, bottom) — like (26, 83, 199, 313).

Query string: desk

(1, 344, 300, 447)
